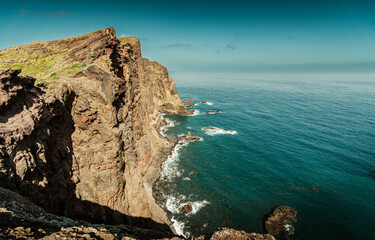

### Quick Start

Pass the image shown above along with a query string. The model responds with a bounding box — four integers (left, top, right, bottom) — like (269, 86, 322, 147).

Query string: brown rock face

(264, 206, 297, 236)
(0, 28, 193, 231)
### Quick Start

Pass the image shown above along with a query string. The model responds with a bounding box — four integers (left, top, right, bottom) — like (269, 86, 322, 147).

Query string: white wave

(160, 140, 188, 179)
(166, 196, 183, 214)
(183, 177, 191, 181)
(202, 127, 237, 135)
(165, 195, 210, 216)
(285, 224, 295, 235)
(189, 200, 210, 214)
(171, 217, 188, 238)
(201, 101, 214, 105)
(190, 109, 200, 116)
(159, 115, 176, 137)
(187, 127, 192, 129)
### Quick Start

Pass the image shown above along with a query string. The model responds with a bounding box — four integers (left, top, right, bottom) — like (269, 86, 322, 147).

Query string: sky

(0, 0, 374, 72)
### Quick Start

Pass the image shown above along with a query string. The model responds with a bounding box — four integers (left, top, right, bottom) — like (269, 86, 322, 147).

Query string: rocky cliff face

(0, 28, 192, 230)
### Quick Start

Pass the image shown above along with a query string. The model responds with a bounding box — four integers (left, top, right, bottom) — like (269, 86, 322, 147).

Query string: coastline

(151, 111, 205, 238)
(150, 113, 181, 234)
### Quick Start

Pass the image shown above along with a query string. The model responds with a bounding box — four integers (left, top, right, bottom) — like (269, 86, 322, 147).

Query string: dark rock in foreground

(210, 228, 275, 240)
(265, 206, 297, 236)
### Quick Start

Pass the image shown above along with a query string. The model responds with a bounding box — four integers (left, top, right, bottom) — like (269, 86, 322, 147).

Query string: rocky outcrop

(209, 228, 275, 240)
(182, 100, 195, 106)
(0, 28, 194, 231)
(178, 132, 201, 142)
(264, 206, 297, 236)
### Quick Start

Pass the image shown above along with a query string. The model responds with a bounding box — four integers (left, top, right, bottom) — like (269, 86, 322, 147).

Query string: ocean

(153, 72, 375, 240)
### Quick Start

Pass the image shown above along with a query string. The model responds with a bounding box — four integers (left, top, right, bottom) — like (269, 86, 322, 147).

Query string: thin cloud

(119, 34, 130, 38)
(163, 42, 191, 48)
(18, 9, 32, 14)
(227, 43, 235, 50)
(39, 11, 73, 17)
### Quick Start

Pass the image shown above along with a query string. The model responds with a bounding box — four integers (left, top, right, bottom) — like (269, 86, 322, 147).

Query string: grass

(119, 37, 138, 45)
(0, 48, 71, 79)
(41, 50, 68, 59)
(0, 47, 89, 81)
(42, 81, 51, 87)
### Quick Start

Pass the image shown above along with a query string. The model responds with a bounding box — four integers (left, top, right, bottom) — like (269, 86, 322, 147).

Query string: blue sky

(1, 0, 374, 72)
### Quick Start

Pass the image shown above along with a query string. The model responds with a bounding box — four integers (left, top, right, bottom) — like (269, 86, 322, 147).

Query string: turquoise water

(154, 72, 375, 240)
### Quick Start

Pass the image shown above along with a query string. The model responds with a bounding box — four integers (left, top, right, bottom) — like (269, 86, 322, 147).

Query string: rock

(265, 206, 297, 236)
(210, 228, 276, 240)
(183, 100, 195, 106)
(206, 110, 221, 114)
(179, 132, 202, 142)
(183, 204, 192, 214)
(201, 102, 208, 104)
(312, 186, 319, 192)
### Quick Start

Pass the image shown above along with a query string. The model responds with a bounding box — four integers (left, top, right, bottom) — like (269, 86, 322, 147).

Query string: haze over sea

(154, 72, 375, 240)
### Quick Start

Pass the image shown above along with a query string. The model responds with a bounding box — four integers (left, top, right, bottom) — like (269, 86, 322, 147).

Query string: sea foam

(191, 109, 200, 116)
(159, 114, 176, 137)
(285, 224, 295, 235)
(202, 127, 238, 135)
(160, 140, 188, 180)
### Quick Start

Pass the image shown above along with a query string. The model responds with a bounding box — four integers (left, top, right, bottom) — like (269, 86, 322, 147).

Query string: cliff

(0, 28, 276, 240)
(0, 27, 191, 229)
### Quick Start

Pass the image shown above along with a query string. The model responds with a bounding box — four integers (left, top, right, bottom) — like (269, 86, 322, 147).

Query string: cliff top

(0, 27, 139, 87)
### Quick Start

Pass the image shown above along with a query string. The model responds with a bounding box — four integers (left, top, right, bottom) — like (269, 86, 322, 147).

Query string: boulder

(183, 204, 192, 214)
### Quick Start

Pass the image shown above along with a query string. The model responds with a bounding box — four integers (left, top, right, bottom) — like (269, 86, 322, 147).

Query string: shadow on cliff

(0, 91, 173, 239)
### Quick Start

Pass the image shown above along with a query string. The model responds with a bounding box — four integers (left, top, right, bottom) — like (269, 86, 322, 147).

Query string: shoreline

(151, 111, 205, 238)
(146, 112, 183, 235)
